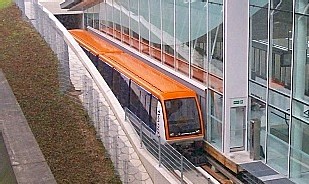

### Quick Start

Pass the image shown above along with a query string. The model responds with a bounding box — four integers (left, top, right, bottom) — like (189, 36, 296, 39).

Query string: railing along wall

(125, 108, 213, 184)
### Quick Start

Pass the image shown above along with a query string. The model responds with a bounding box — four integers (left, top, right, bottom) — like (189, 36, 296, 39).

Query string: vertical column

(223, 0, 249, 153)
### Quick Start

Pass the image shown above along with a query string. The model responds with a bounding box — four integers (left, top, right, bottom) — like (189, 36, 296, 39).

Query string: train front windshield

(165, 98, 201, 137)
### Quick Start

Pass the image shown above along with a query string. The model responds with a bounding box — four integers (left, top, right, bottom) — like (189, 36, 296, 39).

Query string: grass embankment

(0, 4, 121, 184)
(0, 0, 12, 9)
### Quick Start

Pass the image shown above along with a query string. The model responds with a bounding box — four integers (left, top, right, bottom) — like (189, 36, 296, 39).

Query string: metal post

(123, 159, 128, 184)
(113, 136, 118, 169)
(97, 103, 102, 140)
(104, 116, 110, 148)
(158, 136, 161, 167)
(124, 108, 127, 121)
(139, 120, 143, 148)
(96, 99, 100, 139)
(88, 85, 93, 122)
(181, 155, 184, 184)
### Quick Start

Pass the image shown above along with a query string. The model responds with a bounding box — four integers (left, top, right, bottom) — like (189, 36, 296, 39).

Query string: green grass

(0, 0, 12, 9)
(0, 5, 121, 184)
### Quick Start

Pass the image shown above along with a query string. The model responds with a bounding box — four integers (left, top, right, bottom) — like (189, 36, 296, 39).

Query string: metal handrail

(124, 108, 211, 184)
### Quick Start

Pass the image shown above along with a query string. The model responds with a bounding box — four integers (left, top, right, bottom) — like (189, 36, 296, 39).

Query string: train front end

(158, 96, 204, 144)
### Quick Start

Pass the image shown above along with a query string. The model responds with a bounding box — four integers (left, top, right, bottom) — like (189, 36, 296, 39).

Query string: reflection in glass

(268, 106, 289, 143)
(249, 2, 268, 86)
(290, 118, 309, 183)
(249, 81, 267, 101)
(293, 13, 309, 104)
(139, 0, 150, 55)
(165, 98, 201, 137)
(99, 2, 107, 31)
(208, 2, 223, 92)
(249, 98, 266, 160)
(269, 5, 292, 95)
(268, 89, 290, 111)
(175, 1, 189, 75)
(149, 0, 161, 61)
(208, 90, 223, 151)
(266, 133, 288, 175)
(190, 1, 207, 83)
(129, 0, 139, 50)
(162, 0, 175, 67)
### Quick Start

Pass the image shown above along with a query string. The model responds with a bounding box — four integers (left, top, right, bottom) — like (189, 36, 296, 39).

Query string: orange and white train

(70, 29, 205, 144)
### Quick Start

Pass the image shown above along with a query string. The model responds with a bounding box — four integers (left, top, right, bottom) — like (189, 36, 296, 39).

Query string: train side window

(140, 88, 151, 127)
(119, 74, 130, 107)
(99, 60, 113, 87)
(112, 69, 121, 100)
(150, 97, 158, 132)
(129, 81, 141, 116)
(89, 52, 98, 67)
(81, 47, 89, 56)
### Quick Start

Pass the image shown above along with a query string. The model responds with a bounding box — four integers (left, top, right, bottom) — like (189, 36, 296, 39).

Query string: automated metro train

(69, 29, 205, 144)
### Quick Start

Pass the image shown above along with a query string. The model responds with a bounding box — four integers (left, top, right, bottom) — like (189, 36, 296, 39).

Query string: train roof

(69, 29, 122, 55)
(69, 29, 197, 100)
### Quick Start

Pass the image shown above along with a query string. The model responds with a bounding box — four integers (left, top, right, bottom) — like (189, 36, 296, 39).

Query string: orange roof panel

(70, 29, 197, 100)
(69, 29, 122, 55)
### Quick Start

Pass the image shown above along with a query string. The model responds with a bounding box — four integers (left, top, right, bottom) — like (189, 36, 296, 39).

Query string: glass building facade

(249, 0, 309, 183)
(84, 0, 225, 151)
(81, 0, 308, 183)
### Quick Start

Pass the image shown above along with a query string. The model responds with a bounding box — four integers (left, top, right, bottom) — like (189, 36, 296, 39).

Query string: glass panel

(99, 2, 107, 31)
(119, 74, 130, 107)
(98, 59, 113, 87)
(129, 81, 140, 116)
(292, 100, 309, 125)
(139, 0, 150, 54)
(249, 0, 268, 7)
(165, 98, 201, 137)
(150, 97, 159, 131)
(249, 98, 266, 160)
(149, 0, 161, 61)
(190, 0, 207, 84)
(208, 90, 223, 151)
(293, 13, 309, 104)
(88, 52, 98, 67)
(266, 133, 289, 175)
(268, 89, 291, 112)
(162, 0, 175, 68)
(129, 0, 139, 49)
(119, 0, 130, 44)
(267, 104, 289, 175)
(269, 3, 293, 95)
(290, 117, 309, 183)
(93, 4, 100, 30)
(249, 81, 267, 101)
(112, 70, 121, 99)
(84, 13, 93, 28)
(268, 106, 289, 143)
(113, 0, 121, 40)
(140, 88, 151, 126)
(175, 1, 189, 76)
(208, 1, 223, 92)
(295, 0, 309, 16)
(106, 0, 114, 35)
